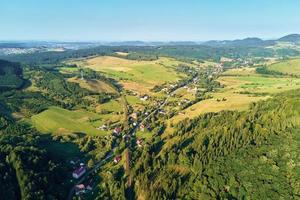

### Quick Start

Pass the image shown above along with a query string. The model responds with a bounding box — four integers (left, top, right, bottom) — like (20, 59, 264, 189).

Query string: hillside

(0, 59, 24, 90)
(267, 58, 300, 76)
(278, 34, 300, 43)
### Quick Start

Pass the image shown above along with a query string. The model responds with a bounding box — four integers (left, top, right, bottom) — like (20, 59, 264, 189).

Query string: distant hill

(204, 37, 275, 47)
(0, 59, 24, 90)
(278, 34, 300, 43)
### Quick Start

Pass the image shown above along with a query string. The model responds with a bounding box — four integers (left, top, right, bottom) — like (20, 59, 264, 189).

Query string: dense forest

(0, 117, 69, 199)
(0, 59, 25, 91)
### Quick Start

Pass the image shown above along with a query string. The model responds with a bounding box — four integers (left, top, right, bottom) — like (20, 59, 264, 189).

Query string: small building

(136, 139, 143, 147)
(98, 124, 107, 131)
(75, 184, 86, 195)
(140, 124, 145, 132)
(113, 127, 121, 135)
(114, 155, 122, 164)
(123, 134, 130, 142)
(130, 112, 138, 120)
(140, 95, 149, 101)
(72, 166, 86, 179)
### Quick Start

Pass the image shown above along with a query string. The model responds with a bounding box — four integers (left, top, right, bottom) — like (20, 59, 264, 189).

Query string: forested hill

(128, 89, 300, 199)
(0, 59, 24, 90)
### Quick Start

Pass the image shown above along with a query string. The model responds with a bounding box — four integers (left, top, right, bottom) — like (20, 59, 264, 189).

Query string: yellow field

(67, 77, 116, 93)
(164, 66, 300, 136)
(68, 56, 188, 94)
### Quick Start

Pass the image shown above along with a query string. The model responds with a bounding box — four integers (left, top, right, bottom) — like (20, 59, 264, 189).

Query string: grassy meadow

(67, 77, 117, 93)
(268, 58, 300, 76)
(68, 56, 188, 94)
(31, 106, 109, 136)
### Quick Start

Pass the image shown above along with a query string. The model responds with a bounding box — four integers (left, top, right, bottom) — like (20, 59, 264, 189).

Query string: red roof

(114, 127, 121, 133)
(114, 155, 122, 163)
(76, 184, 85, 190)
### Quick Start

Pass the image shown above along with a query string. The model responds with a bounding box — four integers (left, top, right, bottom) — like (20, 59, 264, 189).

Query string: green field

(268, 59, 300, 76)
(31, 106, 108, 136)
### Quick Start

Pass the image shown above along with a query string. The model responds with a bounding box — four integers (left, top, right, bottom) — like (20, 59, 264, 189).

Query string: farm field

(31, 106, 109, 136)
(67, 77, 117, 93)
(164, 65, 300, 135)
(67, 56, 188, 94)
(268, 58, 300, 76)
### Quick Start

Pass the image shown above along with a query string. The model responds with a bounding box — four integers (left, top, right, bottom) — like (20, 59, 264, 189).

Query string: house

(75, 184, 86, 195)
(114, 155, 122, 164)
(72, 166, 86, 179)
(123, 134, 130, 142)
(113, 127, 121, 135)
(97, 124, 107, 131)
(136, 139, 143, 147)
(140, 95, 149, 101)
(158, 109, 166, 115)
(130, 112, 138, 120)
(140, 124, 145, 132)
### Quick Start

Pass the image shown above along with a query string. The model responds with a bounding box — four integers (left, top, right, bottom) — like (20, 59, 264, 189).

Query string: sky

(1, 0, 300, 41)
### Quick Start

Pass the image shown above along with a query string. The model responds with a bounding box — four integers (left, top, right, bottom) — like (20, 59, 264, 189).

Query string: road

(68, 75, 196, 199)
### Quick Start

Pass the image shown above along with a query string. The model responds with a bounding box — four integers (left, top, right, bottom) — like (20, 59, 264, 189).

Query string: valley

(1, 37, 300, 200)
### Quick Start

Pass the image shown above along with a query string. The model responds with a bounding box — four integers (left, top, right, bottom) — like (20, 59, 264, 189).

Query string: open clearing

(68, 56, 188, 93)
(268, 58, 300, 76)
(67, 77, 116, 93)
(31, 106, 109, 136)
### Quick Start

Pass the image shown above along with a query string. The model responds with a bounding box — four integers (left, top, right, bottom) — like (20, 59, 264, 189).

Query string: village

(67, 62, 224, 199)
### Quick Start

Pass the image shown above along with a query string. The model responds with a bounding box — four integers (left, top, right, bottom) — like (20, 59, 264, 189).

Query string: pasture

(67, 77, 117, 93)
(268, 58, 300, 76)
(31, 106, 109, 136)
(68, 56, 188, 93)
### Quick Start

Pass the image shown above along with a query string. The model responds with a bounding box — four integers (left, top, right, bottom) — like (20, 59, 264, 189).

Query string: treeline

(256, 66, 284, 76)
(119, 89, 300, 199)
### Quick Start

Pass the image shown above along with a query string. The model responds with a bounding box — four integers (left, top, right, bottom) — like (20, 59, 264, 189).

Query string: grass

(96, 98, 123, 113)
(164, 66, 300, 136)
(136, 130, 153, 142)
(59, 66, 80, 74)
(268, 58, 300, 76)
(67, 77, 116, 93)
(31, 106, 108, 136)
(68, 56, 187, 94)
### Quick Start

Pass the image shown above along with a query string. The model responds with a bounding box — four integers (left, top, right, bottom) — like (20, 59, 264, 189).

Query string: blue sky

(1, 0, 300, 41)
